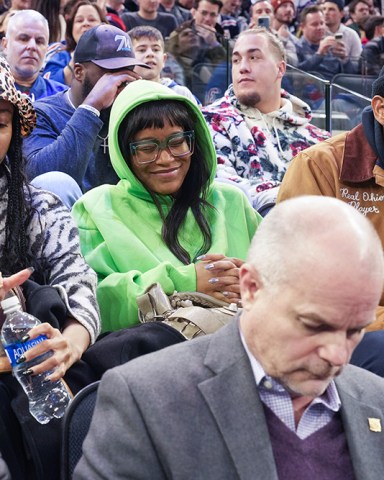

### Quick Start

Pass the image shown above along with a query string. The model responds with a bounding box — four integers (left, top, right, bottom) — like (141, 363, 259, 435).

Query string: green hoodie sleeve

(73, 201, 197, 332)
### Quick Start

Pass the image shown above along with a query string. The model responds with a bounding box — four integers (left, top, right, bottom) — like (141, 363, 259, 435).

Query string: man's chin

(282, 369, 342, 397)
(236, 90, 261, 108)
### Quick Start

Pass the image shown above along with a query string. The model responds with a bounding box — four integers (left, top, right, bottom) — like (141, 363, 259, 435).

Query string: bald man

(2, 10, 66, 101)
(74, 196, 384, 480)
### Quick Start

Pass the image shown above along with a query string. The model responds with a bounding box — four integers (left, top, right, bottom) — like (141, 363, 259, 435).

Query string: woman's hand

(0, 268, 33, 301)
(17, 319, 90, 382)
(195, 254, 244, 304)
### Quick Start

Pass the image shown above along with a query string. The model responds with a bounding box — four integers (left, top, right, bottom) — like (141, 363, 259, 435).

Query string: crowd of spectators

(1, 0, 384, 479)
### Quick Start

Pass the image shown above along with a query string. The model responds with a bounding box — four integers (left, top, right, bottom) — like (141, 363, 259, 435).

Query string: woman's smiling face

(0, 100, 13, 163)
(130, 120, 192, 196)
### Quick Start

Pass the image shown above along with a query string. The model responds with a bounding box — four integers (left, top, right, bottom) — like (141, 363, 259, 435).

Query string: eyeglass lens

(131, 131, 194, 164)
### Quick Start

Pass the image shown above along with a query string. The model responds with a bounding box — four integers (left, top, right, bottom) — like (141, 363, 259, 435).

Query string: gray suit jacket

(74, 320, 384, 479)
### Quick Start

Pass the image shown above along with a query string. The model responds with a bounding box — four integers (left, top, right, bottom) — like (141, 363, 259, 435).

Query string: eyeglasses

(130, 131, 195, 164)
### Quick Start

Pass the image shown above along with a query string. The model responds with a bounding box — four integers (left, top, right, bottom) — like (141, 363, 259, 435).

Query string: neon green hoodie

(72, 80, 261, 332)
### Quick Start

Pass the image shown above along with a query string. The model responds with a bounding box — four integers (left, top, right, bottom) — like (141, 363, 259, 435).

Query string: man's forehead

(10, 20, 48, 37)
(233, 35, 268, 54)
(198, 0, 219, 10)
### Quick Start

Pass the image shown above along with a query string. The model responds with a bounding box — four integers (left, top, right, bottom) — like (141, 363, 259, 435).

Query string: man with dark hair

(74, 195, 384, 480)
(323, 0, 362, 60)
(346, 0, 370, 38)
(296, 4, 358, 80)
(360, 15, 384, 75)
(121, 0, 178, 38)
(191, 0, 226, 46)
(23, 24, 147, 196)
(278, 67, 384, 330)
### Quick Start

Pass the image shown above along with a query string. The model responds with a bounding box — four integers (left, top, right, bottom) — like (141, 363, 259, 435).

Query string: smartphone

(334, 32, 343, 41)
(258, 15, 270, 29)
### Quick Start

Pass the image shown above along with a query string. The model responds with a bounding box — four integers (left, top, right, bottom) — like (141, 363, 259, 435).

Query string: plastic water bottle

(0, 294, 71, 424)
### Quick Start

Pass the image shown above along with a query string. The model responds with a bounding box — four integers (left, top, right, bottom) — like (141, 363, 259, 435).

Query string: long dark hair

(118, 100, 213, 265)
(0, 110, 35, 275)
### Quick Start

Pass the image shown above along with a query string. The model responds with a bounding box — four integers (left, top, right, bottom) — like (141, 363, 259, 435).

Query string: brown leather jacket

(278, 123, 384, 331)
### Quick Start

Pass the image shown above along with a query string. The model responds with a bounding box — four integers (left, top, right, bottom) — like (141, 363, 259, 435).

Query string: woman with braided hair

(0, 57, 100, 479)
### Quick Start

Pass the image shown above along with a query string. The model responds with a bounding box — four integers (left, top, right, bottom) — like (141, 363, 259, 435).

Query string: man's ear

(239, 263, 263, 310)
(277, 60, 286, 79)
(163, 52, 168, 64)
(372, 95, 384, 126)
(73, 63, 85, 82)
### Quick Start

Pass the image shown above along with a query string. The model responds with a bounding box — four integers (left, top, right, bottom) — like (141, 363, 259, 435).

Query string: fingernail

(21, 334, 30, 343)
(208, 278, 219, 284)
(43, 378, 52, 384)
(22, 369, 33, 376)
(27, 267, 34, 273)
(16, 355, 26, 364)
(222, 291, 229, 297)
(204, 263, 215, 270)
(196, 255, 206, 260)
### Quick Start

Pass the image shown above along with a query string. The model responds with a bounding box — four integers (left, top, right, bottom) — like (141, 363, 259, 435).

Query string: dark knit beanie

(372, 66, 384, 97)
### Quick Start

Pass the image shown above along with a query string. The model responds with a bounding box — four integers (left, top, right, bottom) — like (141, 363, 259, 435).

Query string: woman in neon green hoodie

(72, 80, 262, 332)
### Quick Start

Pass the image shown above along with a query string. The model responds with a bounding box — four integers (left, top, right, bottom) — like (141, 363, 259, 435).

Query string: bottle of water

(1, 294, 71, 424)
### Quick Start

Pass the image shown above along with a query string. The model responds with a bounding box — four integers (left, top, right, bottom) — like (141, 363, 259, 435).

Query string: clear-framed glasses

(130, 131, 195, 165)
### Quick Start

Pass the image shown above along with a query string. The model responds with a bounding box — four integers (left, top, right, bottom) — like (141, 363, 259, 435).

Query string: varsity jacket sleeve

(23, 104, 104, 187)
(277, 149, 337, 200)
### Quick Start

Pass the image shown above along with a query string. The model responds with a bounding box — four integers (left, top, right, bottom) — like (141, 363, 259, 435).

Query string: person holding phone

(323, 0, 362, 63)
(296, 5, 358, 81)
(249, 0, 298, 66)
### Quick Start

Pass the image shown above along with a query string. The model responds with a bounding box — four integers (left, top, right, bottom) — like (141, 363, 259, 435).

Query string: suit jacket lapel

(198, 319, 278, 480)
(336, 374, 384, 480)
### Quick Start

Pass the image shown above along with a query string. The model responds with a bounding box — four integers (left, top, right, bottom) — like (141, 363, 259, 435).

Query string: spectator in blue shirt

(2, 9, 67, 101)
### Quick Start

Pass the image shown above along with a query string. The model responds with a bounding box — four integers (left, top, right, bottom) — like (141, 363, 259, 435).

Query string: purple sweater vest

(263, 405, 356, 479)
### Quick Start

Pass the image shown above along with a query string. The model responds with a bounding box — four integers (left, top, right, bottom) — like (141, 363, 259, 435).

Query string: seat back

(61, 381, 100, 480)
(331, 73, 376, 98)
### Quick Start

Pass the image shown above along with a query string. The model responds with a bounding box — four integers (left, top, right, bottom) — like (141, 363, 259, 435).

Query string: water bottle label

(4, 335, 48, 367)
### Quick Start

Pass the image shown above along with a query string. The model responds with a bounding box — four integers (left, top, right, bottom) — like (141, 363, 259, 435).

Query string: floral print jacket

(203, 86, 330, 207)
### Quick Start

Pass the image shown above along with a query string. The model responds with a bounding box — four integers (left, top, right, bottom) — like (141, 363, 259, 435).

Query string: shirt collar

(239, 326, 341, 412)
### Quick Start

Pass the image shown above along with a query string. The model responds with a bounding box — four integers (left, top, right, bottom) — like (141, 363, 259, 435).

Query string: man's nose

(318, 335, 350, 367)
(239, 58, 250, 73)
(26, 38, 37, 50)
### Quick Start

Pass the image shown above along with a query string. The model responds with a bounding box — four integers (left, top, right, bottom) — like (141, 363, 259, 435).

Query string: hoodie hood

(109, 80, 217, 195)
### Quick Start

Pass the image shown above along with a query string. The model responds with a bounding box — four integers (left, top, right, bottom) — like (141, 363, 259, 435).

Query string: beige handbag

(137, 283, 240, 340)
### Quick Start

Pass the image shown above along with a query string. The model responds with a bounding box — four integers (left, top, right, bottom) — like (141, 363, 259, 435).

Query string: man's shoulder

(337, 364, 384, 403)
(34, 90, 68, 109)
(203, 94, 239, 118)
(108, 321, 241, 388)
(32, 91, 73, 128)
(156, 11, 178, 25)
(339, 23, 361, 41)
